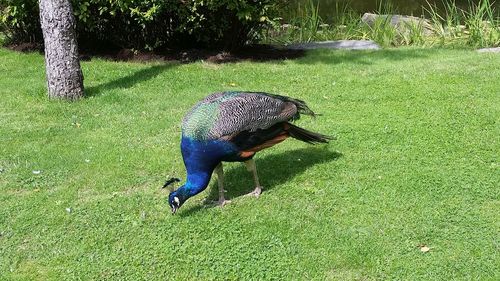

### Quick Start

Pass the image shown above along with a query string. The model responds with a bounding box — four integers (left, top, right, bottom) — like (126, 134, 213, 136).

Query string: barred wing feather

(182, 92, 311, 140)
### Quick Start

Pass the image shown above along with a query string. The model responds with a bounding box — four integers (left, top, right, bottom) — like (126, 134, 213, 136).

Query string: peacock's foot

(217, 198, 231, 207)
(204, 198, 231, 207)
(244, 186, 262, 198)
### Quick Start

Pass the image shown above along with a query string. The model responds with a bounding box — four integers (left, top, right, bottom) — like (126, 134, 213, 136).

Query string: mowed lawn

(0, 47, 498, 280)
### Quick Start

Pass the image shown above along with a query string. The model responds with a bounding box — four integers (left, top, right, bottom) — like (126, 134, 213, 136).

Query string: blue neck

(175, 136, 238, 200)
(183, 169, 214, 197)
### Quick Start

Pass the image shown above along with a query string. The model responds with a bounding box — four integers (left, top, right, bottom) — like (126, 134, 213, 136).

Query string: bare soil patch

(6, 43, 305, 63)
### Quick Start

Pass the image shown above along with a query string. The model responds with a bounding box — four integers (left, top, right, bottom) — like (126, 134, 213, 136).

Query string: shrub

(1, 0, 41, 44)
(0, 0, 282, 50)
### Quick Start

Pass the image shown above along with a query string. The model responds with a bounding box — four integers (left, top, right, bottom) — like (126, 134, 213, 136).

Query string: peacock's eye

(173, 196, 180, 206)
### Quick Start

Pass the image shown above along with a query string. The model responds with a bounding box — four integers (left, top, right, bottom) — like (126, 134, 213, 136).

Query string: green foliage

(0, 0, 281, 49)
(264, 1, 348, 44)
(264, 0, 500, 48)
(426, 0, 500, 47)
(1, 47, 499, 279)
(0, 0, 40, 43)
(292, 0, 322, 43)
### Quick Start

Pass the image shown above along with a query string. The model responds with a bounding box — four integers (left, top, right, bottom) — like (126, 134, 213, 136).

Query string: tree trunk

(39, 0, 84, 100)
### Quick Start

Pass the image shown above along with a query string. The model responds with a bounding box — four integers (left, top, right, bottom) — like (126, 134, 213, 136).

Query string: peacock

(165, 91, 332, 214)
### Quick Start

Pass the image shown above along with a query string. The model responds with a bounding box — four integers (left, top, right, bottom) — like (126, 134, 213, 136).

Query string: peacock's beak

(171, 206, 178, 215)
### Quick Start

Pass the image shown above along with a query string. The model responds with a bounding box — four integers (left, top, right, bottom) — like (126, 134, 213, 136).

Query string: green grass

(1, 47, 499, 280)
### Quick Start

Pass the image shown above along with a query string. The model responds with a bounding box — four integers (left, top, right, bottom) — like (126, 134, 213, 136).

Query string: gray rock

(361, 13, 434, 35)
(286, 40, 381, 50)
(477, 47, 500, 53)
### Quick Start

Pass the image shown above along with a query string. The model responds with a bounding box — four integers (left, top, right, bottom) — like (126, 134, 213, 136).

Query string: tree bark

(39, 0, 84, 100)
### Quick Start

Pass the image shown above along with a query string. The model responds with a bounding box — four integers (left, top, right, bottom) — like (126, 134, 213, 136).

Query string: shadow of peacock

(164, 91, 332, 214)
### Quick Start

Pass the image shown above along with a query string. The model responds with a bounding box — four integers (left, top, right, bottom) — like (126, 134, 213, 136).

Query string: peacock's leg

(244, 159, 262, 197)
(214, 163, 231, 206)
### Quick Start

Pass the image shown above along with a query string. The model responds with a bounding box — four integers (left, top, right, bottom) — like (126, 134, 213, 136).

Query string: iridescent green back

(182, 92, 240, 139)
(182, 91, 301, 140)
(182, 101, 219, 139)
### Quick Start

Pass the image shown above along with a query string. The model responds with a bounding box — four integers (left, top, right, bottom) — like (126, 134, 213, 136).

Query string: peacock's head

(168, 190, 186, 214)
(162, 177, 184, 214)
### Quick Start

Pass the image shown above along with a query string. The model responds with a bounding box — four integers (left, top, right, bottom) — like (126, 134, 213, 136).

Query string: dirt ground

(7, 42, 306, 64)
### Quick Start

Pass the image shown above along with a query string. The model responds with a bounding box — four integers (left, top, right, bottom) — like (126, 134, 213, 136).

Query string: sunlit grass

(0, 47, 499, 280)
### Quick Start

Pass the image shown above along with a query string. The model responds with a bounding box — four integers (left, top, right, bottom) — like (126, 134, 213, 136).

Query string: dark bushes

(1, 0, 282, 50)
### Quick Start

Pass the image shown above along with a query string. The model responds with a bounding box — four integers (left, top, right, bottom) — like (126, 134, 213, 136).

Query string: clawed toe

(245, 186, 262, 198)
(204, 198, 231, 207)
(218, 199, 231, 207)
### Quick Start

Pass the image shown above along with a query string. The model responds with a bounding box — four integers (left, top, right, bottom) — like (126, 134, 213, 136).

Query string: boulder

(286, 40, 381, 50)
(477, 47, 500, 53)
(361, 13, 434, 35)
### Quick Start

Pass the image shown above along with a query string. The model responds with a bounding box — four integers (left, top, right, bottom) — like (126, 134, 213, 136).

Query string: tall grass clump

(262, 0, 363, 44)
(425, 0, 499, 47)
(360, 1, 398, 46)
(464, 0, 500, 46)
(263, 0, 324, 44)
(264, 0, 499, 48)
(295, 0, 322, 42)
(263, 0, 430, 47)
(400, 21, 427, 45)
(331, 2, 365, 39)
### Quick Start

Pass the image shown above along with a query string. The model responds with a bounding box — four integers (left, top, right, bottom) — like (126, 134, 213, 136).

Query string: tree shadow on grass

(82, 49, 433, 99)
(85, 63, 174, 97)
(173, 47, 434, 66)
(179, 146, 341, 217)
(81, 46, 435, 70)
(295, 48, 433, 65)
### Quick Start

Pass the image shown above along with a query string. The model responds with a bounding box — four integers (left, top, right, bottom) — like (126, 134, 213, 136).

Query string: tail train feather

(252, 92, 316, 119)
(287, 123, 333, 144)
(287, 96, 316, 118)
